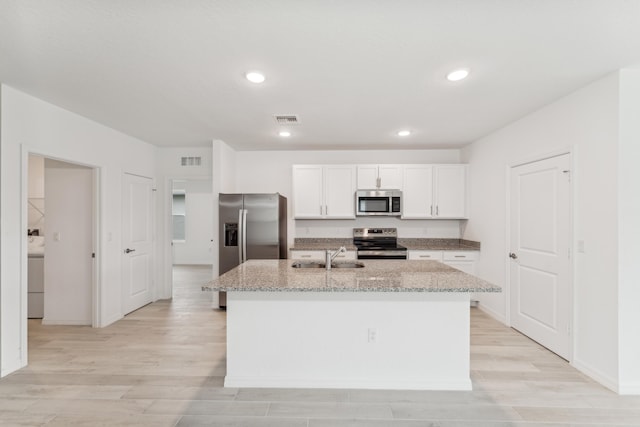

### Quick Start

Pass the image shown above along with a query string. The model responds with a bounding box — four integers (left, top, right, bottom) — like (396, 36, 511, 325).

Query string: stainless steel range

(353, 227, 407, 259)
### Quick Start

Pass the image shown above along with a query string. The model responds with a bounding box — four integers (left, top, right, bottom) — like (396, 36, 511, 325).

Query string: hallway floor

(1, 265, 639, 426)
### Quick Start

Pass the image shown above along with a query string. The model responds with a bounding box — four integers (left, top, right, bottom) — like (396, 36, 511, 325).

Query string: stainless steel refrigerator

(218, 193, 287, 308)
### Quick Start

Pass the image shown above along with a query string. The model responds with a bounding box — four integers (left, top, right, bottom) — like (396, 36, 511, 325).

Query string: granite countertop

(203, 259, 500, 293)
(290, 238, 480, 252)
(399, 238, 480, 251)
(290, 238, 357, 251)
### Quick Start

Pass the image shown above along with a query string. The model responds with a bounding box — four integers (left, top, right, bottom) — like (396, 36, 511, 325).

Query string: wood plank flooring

(1, 265, 639, 426)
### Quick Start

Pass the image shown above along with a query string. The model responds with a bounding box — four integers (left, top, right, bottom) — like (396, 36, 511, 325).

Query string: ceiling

(1, 1, 640, 151)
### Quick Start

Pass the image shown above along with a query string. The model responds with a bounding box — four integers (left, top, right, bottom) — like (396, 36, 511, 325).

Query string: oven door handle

(357, 250, 407, 258)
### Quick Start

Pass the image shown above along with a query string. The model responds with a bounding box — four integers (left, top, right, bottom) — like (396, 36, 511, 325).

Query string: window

(172, 193, 186, 241)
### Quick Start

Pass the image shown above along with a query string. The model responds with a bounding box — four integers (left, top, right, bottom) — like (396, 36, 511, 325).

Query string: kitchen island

(203, 259, 501, 391)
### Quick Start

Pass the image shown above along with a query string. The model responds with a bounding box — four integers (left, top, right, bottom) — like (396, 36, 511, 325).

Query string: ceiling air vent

(180, 156, 202, 167)
(273, 115, 300, 125)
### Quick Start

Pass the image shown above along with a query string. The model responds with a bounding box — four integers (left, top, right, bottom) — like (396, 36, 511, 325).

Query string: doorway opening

(26, 154, 96, 327)
(169, 179, 214, 299)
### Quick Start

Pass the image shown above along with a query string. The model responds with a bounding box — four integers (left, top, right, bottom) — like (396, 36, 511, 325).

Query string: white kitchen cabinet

(409, 249, 478, 305)
(293, 165, 356, 219)
(434, 165, 467, 218)
(441, 251, 478, 305)
(442, 251, 478, 274)
(402, 164, 467, 219)
(402, 165, 434, 218)
(357, 164, 403, 190)
(290, 250, 357, 261)
(408, 250, 477, 273)
(407, 250, 443, 261)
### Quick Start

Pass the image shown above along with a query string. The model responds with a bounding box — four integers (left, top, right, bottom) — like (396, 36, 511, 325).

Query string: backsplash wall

(295, 218, 465, 238)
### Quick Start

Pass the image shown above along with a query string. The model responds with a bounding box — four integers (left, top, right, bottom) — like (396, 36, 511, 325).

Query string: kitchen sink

(291, 262, 326, 268)
(291, 261, 365, 269)
(331, 262, 365, 268)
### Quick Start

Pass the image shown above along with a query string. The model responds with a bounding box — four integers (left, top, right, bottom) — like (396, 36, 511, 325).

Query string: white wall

(1, 85, 157, 376)
(617, 69, 640, 394)
(43, 164, 93, 325)
(461, 70, 640, 393)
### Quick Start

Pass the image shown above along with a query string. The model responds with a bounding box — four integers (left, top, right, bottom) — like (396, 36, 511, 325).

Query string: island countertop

(203, 259, 501, 293)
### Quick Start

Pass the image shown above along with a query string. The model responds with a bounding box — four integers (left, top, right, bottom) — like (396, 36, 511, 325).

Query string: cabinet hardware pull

(509, 252, 518, 259)
(301, 255, 311, 258)
(454, 255, 465, 258)
(436, 206, 439, 216)
(430, 205, 433, 216)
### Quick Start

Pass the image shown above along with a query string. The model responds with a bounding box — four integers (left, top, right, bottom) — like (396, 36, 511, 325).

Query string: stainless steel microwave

(356, 190, 402, 216)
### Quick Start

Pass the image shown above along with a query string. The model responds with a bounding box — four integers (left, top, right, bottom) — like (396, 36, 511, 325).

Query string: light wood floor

(2, 265, 640, 426)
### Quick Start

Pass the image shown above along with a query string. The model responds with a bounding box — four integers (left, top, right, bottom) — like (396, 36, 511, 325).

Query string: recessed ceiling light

(446, 68, 469, 82)
(245, 71, 266, 83)
(397, 130, 411, 137)
(279, 131, 291, 137)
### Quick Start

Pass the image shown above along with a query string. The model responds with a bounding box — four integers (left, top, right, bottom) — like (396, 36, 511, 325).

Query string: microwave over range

(356, 189, 402, 216)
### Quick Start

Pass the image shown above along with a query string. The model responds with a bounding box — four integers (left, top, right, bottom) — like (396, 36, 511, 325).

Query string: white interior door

(509, 153, 571, 359)
(122, 173, 154, 314)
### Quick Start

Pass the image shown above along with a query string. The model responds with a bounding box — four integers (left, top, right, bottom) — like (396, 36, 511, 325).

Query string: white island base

(225, 291, 471, 391)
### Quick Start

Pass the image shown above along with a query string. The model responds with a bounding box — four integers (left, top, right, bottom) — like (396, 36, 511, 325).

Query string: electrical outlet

(367, 328, 377, 343)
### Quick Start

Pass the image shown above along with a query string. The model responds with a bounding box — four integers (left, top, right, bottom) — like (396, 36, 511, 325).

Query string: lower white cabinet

(408, 250, 443, 261)
(28, 256, 44, 319)
(408, 250, 477, 272)
(290, 250, 357, 261)
(409, 250, 479, 305)
(442, 251, 478, 274)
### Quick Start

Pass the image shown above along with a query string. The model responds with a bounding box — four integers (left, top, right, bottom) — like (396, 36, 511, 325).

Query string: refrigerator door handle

(237, 209, 243, 265)
(242, 209, 248, 263)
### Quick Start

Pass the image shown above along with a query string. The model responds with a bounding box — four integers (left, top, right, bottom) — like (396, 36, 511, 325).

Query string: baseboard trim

(224, 375, 472, 391)
(41, 319, 91, 326)
(572, 357, 619, 393)
(618, 383, 640, 395)
(476, 303, 506, 325)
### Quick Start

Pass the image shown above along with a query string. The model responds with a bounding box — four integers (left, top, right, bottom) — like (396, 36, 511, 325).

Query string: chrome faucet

(326, 246, 346, 270)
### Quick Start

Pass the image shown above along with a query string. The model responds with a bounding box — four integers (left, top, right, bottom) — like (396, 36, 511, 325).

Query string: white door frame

(505, 147, 575, 361)
(20, 145, 101, 361)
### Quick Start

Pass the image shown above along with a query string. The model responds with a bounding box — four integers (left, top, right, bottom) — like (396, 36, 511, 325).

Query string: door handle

(509, 252, 518, 259)
(124, 248, 136, 254)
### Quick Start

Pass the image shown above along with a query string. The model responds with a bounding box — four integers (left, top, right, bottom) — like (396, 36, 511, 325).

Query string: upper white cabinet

(293, 165, 356, 219)
(402, 164, 467, 219)
(402, 165, 434, 218)
(357, 165, 403, 190)
(294, 163, 467, 220)
(434, 165, 467, 218)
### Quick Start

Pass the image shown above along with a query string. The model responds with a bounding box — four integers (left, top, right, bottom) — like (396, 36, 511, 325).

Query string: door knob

(509, 252, 518, 259)
(124, 248, 136, 254)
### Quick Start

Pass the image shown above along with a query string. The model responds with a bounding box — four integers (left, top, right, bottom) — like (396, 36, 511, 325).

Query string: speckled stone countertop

(202, 259, 500, 293)
(290, 238, 357, 251)
(399, 238, 480, 251)
(290, 238, 479, 251)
